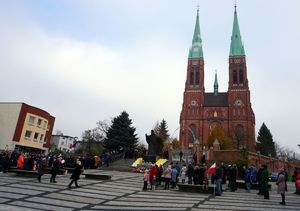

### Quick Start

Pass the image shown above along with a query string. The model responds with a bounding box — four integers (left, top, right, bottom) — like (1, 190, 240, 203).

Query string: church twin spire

(230, 6, 245, 56)
(188, 5, 245, 59)
(188, 6, 245, 91)
(188, 8, 204, 59)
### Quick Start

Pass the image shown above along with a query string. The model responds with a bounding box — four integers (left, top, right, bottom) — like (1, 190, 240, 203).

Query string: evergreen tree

(103, 111, 138, 151)
(157, 119, 170, 143)
(256, 123, 276, 157)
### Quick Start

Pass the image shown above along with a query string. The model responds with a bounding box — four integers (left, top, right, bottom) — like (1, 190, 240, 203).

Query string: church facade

(179, 7, 256, 152)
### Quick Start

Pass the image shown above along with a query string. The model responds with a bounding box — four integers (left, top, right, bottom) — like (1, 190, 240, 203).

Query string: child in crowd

(143, 169, 149, 191)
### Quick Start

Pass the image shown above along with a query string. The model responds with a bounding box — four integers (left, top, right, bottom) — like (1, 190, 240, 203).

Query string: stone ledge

(9, 169, 39, 177)
(236, 181, 272, 190)
(177, 184, 214, 194)
(82, 174, 111, 180)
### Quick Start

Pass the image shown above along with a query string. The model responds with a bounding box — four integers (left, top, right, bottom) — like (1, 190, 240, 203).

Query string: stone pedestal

(167, 144, 172, 160)
(193, 142, 200, 164)
(143, 155, 156, 164)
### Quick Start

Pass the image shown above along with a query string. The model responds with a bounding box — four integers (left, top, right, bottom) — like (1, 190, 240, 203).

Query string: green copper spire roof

(214, 70, 218, 95)
(229, 6, 245, 56)
(188, 8, 203, 58)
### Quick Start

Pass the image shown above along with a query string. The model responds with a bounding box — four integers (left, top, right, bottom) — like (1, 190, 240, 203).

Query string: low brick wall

(204, 150, 300, 174)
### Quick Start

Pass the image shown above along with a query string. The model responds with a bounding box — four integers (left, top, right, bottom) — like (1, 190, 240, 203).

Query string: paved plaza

(0, 170, 299, 211)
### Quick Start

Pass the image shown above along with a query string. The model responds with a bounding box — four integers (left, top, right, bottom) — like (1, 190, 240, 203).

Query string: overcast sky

(1, 1, 300, 150)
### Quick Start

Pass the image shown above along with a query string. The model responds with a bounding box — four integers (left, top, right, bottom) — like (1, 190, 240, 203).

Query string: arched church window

(195, 71, 199, 84)
(233, 70, 237, 84)
(233, 109, 236, 116)
(189, 124, 196, 144)
(239, 69, 244, 84)
(190, 71, 194, 85)
(235, 125, 245, 149)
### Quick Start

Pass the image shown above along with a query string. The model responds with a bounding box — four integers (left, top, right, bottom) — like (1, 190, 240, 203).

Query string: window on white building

(25, 130, 32, 139)
(37, 119, 42, 127)
(40, 134, 44, 142)
(43, 121, 47, 129)
(28, 116, 35, 125)
(34, 132, 39, 141)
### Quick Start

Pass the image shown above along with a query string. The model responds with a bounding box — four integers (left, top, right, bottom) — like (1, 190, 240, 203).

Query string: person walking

(37, 156, 46, 182)
(50, 156, 61, 183)
(276, 168, 286, 205)
(68, 159, 83, 188)
(260, 164, 270, 199)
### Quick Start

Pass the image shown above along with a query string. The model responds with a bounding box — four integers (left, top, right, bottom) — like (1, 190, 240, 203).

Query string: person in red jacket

(293, 167, 300, 194)
(17, 153, 24, 169)
(149, 164, 158, 191)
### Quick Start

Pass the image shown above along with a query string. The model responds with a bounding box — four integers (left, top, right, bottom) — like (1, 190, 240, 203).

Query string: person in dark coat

(37, 156, 46, 182)
(215, 163, 223, 196)
(50, 156, 61, 183)
(68, 159, 83, 188)
(221, 162, 227, 185)
(257, 165, 263, 195)
(260, 165, 270, 199)
(199, 165, 205, 185)
(187, 163, 194, 184)
(179, 151, 183, 162)
(193, 165, 200, 185)
(228, 164, 237, 191)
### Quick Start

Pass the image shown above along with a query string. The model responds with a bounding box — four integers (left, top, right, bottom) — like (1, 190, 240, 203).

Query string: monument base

(143, 155, 156, 164)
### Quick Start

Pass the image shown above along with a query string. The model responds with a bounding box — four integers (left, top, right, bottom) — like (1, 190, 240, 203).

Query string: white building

(50, 133, 77, 152)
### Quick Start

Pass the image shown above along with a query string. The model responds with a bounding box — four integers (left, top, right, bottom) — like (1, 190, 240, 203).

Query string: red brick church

(179, 7, 255, 152)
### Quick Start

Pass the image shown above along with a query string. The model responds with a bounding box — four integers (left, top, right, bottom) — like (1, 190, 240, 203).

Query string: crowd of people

(141, 160, 300, 205)
(1, 149, 300, 204)
(0, 150, 121, 172)
(143, 162, 212, 191)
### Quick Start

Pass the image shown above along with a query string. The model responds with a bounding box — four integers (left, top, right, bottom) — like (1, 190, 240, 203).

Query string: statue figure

(145, 130, 163, 156)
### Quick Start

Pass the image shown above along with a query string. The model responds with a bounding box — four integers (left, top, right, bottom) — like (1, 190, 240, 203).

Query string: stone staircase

(99, 158, 135, 172)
